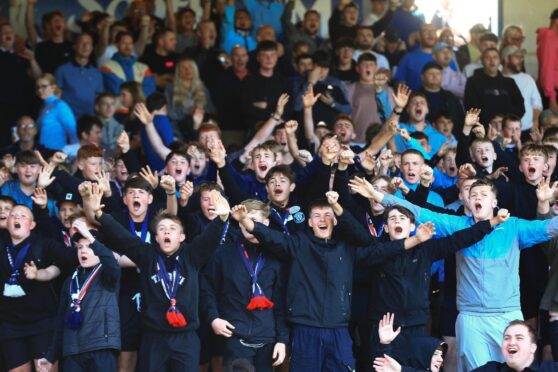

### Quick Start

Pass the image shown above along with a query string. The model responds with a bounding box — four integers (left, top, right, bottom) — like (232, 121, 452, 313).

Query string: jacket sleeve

(199, 248, 223, 323)
(251, 223, 297, 261)
(185, 218, 227, 269)
(425, 220, 493, 261)
(216, 161, 251, 205)
(463, 78, 481, 111)
(516, 216, 558, 249)
(91, 240, 121, 289)
(355, 239, 406, 266)
(97, 213, 151, 266)
(336, 208, 372, 246)
(273, 262, 289, 344)
(45, 278, 70, 363)
(509, 79, 526, 118)
(141, 70, 156, 96)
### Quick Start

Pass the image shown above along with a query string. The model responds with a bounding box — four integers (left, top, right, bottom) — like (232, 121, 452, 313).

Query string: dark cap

(421, 61, 443, 74)
(551, 8, 558, 20)
(384, 28, 400, 43)
(57, 192, 80, 208)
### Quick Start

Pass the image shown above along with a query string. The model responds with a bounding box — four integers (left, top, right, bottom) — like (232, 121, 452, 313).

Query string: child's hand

(325, 191, 339, 206)
(231, 204, 247, 222)
(23, 261, 38, 280)
(37, 358, 53, 372)
(139, 165, 159, 189)
(378, 312, 401, 345)
(416, 222, 436, 242)
(490, 209, 510, 226)
(211, 190, 230, 220)
(31, 187, 48, 209)
(160, 175, 176, 194)
(179, 181, 194, 207)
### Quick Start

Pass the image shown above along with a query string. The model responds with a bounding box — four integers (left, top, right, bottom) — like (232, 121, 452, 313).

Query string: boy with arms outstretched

(83, 183, 231, 371)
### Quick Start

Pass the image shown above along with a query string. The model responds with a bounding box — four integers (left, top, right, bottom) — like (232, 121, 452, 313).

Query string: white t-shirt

(508, 72, 543, 131)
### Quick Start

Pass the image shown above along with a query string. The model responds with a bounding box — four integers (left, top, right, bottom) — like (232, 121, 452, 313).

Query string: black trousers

(223, 337, 274, 372)
(63, 349, 118, 372)
(139, 331, 200, 372)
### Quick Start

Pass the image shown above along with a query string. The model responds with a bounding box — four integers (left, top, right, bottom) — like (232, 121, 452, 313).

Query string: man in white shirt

(501, 46, 543, 133)
(463, 33, 498, 78)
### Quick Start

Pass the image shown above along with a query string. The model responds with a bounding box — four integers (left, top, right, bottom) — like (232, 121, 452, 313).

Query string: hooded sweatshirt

(537, 27, 558, 101)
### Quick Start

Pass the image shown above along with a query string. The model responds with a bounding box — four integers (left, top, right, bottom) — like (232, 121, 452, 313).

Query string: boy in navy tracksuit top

(234, 191, 433, 371)
(201, 199, 288, 371)
(38, 220, 121, 371)
(366, 205, 506, 369)
(85, 184, 231, 371)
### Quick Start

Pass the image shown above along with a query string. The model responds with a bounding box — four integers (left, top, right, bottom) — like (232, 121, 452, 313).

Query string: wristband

(393, 107, 403, 115)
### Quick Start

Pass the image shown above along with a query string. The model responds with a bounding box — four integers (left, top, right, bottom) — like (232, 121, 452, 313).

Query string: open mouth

(528, 167, 536, 176)
(258, 165, 268, 173)
(448, 166, 456, 173)
(481, 156, 489, 163)
(163, 237, 171, 244)
(474, 202, 482, 213)
(175, 169, 182, 175)
(415, 109, 423, 116)
(318, 224, 328, 231)
(507, 347, 518, 355)
(408, 172, 416, 178)
(193, 164, 200, 171)
(14, 222, 21, 229)
(274, 188, 283, 195)
(80, 255, 88, 262)
(207, 207, 216, 214)
(394, 226, 403, 234)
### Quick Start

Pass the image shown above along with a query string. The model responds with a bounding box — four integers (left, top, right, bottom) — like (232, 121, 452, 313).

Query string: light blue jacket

(37, 96, 78, 150)
(382, 193, 558, 314)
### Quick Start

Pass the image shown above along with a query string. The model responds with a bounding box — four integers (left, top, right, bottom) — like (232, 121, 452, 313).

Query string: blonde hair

(242, 199, 271, 218)
(500, 25, 523, 50)
(171, 57, 207, 112)
(37, 73, 61, 97)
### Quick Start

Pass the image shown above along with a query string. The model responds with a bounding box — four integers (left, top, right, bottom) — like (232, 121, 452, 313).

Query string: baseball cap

(384, 28, 400, 43)
(432, 42, 451, 54)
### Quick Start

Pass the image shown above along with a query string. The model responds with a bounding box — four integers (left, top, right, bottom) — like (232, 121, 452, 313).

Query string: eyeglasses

(36, 84, 51, 91)
(512, 36, 526, 42)
(19, 124, 35, 130)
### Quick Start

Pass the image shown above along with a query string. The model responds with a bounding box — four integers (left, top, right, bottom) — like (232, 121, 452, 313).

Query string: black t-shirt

(139, 50, 178, 76)
(35, 40, 73, 74)
(0, 50, 32, 109)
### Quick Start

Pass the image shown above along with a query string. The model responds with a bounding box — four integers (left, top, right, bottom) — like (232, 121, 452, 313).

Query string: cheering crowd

(1, 0, 558, 371)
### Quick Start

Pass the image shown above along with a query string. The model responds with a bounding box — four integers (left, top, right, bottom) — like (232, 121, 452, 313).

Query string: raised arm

(135, 103, 172, 160)
(25, 0, 38, 47)
(160, 175, 178, 215)
(233, 205, 296, 261)
(86, 183, 150, 264)
(243, 94, 289, 153)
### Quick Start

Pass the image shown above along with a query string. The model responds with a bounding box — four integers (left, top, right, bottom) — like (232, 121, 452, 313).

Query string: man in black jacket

(85, 183, 231, 371)
(464, 48, 525, 125)
(234, 191, 431, 371)
(201, 199, 288, 371)
(365, 205, 504, 370)
(472, 320, 558, 371)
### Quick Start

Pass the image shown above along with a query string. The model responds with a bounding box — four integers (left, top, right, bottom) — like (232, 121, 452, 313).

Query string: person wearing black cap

(536, 8, 558, 112)
(419, 61, 464, 135)
(331, 37, 359, 83)
(293, 50, 351, 125)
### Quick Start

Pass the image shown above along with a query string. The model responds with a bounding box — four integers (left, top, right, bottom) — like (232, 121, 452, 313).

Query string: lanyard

(156, 255, 181, 301)
(366, 212, 383, 238)
(270, 208, 290, 235)
(70, 264, 102, 305)
(220, 220, 230, 245)
(235, 242, 265, 291)
(6, 243, 31, 284)
(129, 214, 149, 242)
(61, 230, 72, 248)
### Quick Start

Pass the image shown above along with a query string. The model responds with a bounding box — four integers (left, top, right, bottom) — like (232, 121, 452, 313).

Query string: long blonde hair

(500, 25, 524, 50)
(172, 57, 207, 111)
